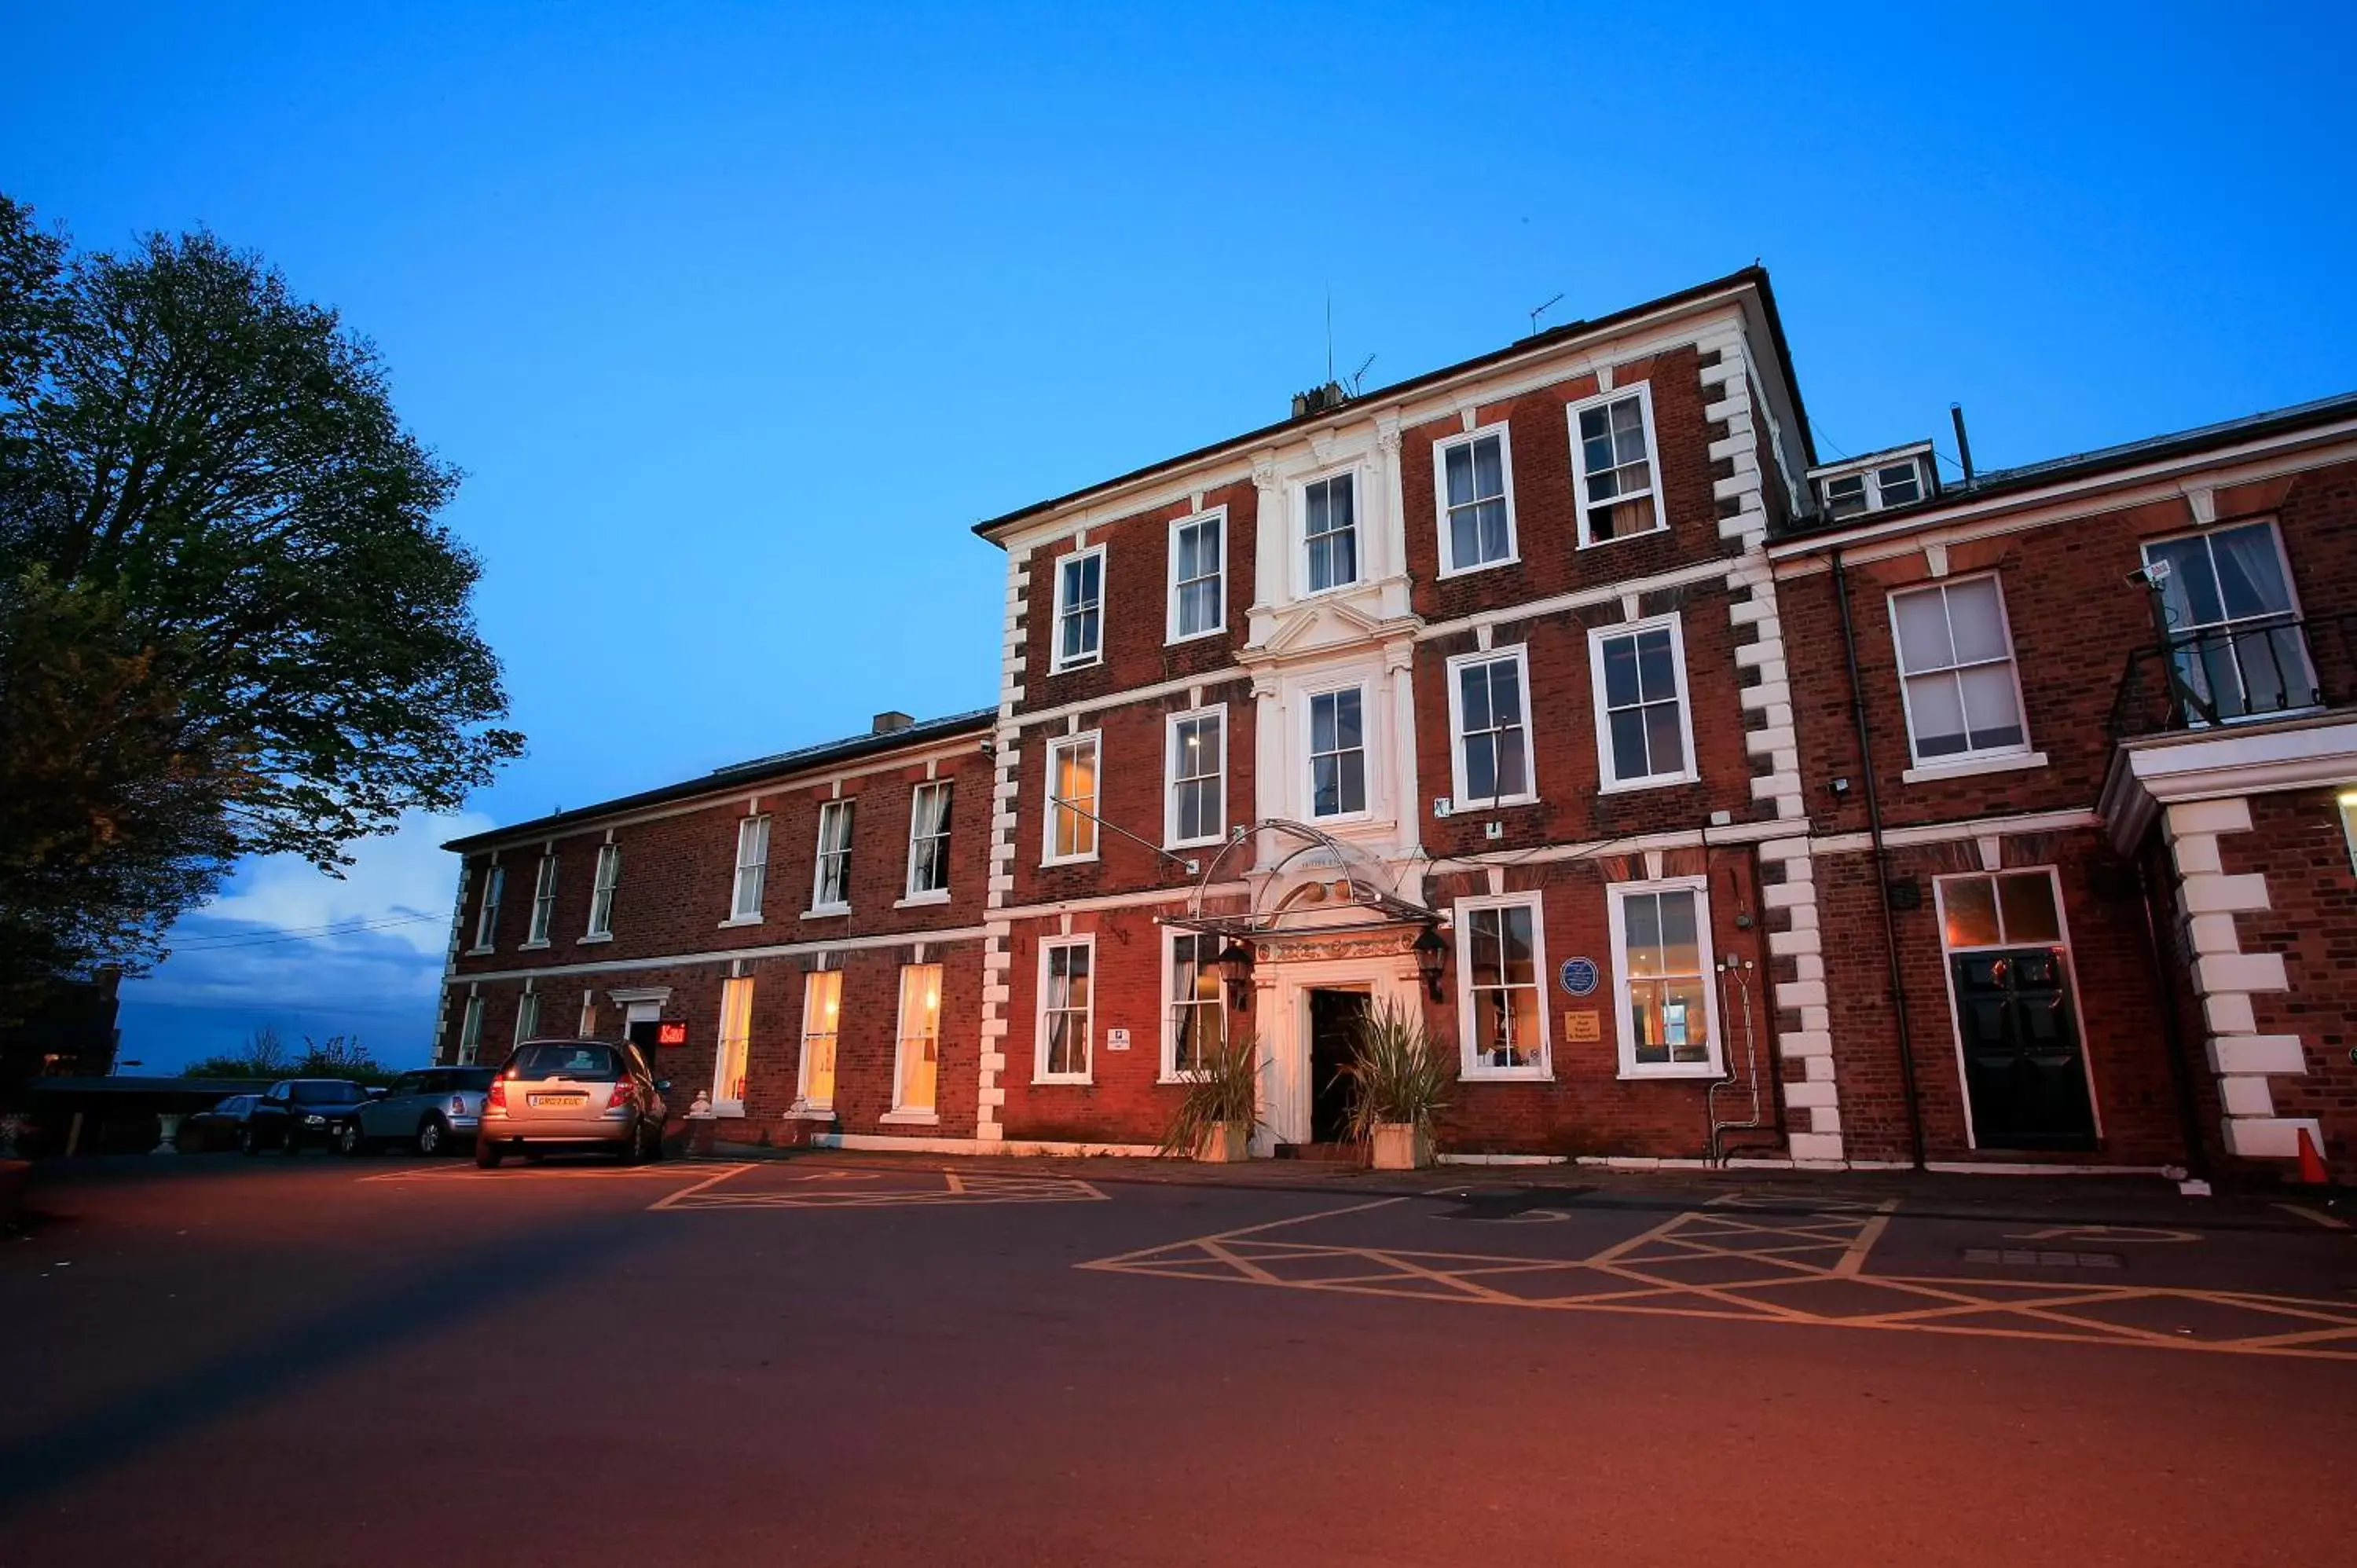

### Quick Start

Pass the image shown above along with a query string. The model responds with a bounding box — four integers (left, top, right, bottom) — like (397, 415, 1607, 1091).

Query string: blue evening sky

(7, 2, 2352, 1072)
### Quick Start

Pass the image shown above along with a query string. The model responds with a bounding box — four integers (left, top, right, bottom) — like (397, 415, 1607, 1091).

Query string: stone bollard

(152, 1114, 185, 1155)
(686, 1090, 716, 1158)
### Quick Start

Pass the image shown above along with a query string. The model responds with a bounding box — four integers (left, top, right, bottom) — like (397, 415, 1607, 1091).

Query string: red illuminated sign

(656, 1021, 688, 1047)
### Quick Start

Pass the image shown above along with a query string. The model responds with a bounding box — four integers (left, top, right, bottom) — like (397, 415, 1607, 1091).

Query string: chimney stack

(871, 710, 915, 735)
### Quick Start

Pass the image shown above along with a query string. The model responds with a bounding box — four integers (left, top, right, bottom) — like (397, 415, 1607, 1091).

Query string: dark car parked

(178, 1093, 262, 1152)
(337, 1066, 494, 1156)
(241, 1079, 374, 1156)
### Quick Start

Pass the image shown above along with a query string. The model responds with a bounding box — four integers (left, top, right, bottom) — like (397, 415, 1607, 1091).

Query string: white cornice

(2100, 713, 2357, 851)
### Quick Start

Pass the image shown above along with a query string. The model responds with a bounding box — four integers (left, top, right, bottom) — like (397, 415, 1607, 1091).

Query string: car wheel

(475, 1138, 504, 1170)
(646, 1121, 667, 1163)
(240, 1127, 258, 1157)
(416, 1116, 446, 1157)
(336, 1122, 364, 1156)
(625, 1118, 654, 1165)
(282, 1127, 304, 1156)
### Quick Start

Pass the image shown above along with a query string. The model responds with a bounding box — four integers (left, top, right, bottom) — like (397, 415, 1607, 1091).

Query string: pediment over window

(1257, 595, 1389, 658)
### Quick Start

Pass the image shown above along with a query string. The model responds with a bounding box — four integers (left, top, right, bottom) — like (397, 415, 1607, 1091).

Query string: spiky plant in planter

(1340, 1001, 1451, 1170)
(1158, 1031, 1261, 1162)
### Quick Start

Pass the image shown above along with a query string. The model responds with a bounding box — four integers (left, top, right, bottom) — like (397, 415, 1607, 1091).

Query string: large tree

(0, 194, 521, 1017)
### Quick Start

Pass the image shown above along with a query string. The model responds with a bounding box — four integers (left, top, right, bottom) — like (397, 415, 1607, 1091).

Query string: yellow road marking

(1834, 1200, 1900, 1277)
(2275, 1202, 2350, 1230)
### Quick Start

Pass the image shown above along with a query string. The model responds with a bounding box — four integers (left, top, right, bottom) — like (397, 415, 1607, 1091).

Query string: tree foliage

(0, 192, 522, 1012)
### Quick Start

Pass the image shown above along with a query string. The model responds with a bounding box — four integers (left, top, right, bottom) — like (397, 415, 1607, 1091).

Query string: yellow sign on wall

(1563, 1009, 1602, 1043)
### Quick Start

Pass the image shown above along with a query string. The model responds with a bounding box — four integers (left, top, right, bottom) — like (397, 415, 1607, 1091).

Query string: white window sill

(1596, 771, 1699, 796)
(1032, 1075, 1094, 1088)
(783, 1103, 837, 1122)
(1461, 1066, 1553, 1083)
(1576, 519, 1668, 550)
(710, 1101, 746, 1118)
(577, 932, 612, 945)
(718, 914, 764, 929)
(1295, 577, 1365, 603)
(1436, 554, 1521, 581)
(878, 1109, 940, 1127)
(1164, 835, 1226, 854)
(1165, 625, 1226, 647)
(1157, 1072, 1211, 1086)
(894, 889, 952, 908)
(1450, 794, 1541, 815)
(1049, 656, 1104, 675)
(1040, 854, 1101, 870)
(1901, 750, 2049, 785)
(519, 940, 550, 951)
(1307, 808, 1373, 828)
(465, 946, 494, 957)
(800, 904, 851, 920)
(1618, 1064, 1724, 1082)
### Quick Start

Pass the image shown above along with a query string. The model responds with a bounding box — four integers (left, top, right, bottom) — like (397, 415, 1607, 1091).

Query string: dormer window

(1812, 447, 1934, 518)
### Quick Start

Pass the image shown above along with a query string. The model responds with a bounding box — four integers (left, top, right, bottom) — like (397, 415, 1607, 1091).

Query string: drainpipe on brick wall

(1831, 550, 1927, 1170)
(2134, 852, 2212, 1184)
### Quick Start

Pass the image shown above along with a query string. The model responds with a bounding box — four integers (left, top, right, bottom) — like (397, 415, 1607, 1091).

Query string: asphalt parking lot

(5, 1153, 2357, 1567)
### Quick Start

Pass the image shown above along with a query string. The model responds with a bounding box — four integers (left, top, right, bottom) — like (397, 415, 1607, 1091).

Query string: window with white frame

(1937, 868, 2065, 952)
(1591, 618, 1695, 789)
(1038, 938, 1093, 1081)
(905, 782, 953, 898)
(514, 990, 541, 1047)
(1170, 511, 1225, 639)
(470, 865, 504, 952)
(456, 994, 484, 1064)
(1457, 897, 1547, 1075)
(1823, 459, 1926, 517)
(2342, 791, 2357, 877)
(1308, 687, 1367, 819)
(1890, 577, 2030, 765)
(1437, 427, 1516, 573)
(730, 815, 770, 920)
(1167, 708, 1226, 848)
(2142, 520, 2318, 723)
(894, 962, 942, 1113)
(1166, 932, 1226, 1078)
(1303, 473, 1358, 592)
(526, 853, 558, 945)
(713, 975, 753, 1112)
(1448, 647, 1534, 808)
(797, 968, 840, 1108)
(1608, 880, 1721, 1075)
(1053, 546, 1104, 670)
(1045, 733, 1100, 862)
(1568, 387, 1663, 544)
(586, 843, 620, 938)
(811, 800, 853, 911)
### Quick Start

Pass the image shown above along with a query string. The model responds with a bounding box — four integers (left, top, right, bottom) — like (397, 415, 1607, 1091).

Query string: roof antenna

(1528, 291, 1563, 337)
(1349, 354, 1376, 395)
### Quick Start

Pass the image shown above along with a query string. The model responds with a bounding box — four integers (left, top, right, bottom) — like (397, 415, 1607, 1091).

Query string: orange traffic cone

(2295, 1127, 2330, 1186)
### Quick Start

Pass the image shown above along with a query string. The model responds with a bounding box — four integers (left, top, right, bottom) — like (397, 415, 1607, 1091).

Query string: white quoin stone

(2165, 798, 2253, 837)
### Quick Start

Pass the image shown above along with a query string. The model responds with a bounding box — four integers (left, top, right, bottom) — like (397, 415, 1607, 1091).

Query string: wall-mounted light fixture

(1412, 925, 1447, 1003)
(1215, 940, 1255, 1011)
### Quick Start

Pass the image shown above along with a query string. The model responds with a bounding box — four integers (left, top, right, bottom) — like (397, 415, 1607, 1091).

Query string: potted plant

(1340, 1001, 1451, 1171)
(1159, 1031, 1260, 1163)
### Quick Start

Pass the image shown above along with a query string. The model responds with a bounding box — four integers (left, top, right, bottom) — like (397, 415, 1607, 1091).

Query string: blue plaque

(1560, 957, 1599, 997)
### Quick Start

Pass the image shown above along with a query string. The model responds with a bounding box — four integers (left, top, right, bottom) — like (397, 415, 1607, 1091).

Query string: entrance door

(621, 1001, 662, 1061)
(1306, 989, 1369, 1144)
(1952, 948, 2096, 1151)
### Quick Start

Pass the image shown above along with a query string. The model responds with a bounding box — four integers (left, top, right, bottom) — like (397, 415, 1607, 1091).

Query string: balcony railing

(2108, 612, 2355, 741)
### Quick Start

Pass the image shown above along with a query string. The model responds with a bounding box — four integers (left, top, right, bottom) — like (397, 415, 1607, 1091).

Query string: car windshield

(507, 1044, 619, 1082)
(291, 1081, 361, 1104)
(450, 1068, 496, 1090)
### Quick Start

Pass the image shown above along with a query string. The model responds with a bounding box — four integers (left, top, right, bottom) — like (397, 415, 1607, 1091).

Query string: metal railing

(2108, 612, 2354, 740)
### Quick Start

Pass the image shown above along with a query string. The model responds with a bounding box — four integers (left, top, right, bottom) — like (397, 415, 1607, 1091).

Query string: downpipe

(1708, 956, 1765, 1165)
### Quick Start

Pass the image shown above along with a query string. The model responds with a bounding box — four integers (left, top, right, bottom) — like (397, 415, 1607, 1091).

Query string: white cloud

(199, 808, 493, 959)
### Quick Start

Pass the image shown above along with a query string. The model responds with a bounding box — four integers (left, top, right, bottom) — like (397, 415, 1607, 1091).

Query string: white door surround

(1250, 954, 1424, 1152)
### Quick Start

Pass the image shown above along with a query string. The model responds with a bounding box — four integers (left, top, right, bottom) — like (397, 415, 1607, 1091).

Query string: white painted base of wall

(1437, 1152, 1569, 1167)
(814, 1132, 1161, 1158)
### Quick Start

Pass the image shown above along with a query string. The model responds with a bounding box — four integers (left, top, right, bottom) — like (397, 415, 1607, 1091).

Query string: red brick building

(435, 709, 996, 1149)
(1768, 394, 2357, 1180)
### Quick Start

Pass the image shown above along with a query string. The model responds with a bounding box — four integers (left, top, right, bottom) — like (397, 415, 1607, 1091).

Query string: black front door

(1307, 989, 1369, 1144)
(1952, 947, 2096, 1152)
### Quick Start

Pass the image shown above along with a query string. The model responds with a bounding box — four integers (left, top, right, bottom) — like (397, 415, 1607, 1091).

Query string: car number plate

(529, 1093, 588, 1108)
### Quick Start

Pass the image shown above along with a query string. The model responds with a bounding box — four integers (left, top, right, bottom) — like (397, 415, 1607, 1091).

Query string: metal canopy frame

(1158, 819, 1443, 939)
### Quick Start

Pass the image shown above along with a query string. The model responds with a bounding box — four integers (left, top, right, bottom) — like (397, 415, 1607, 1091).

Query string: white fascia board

(2103, 714, 2357, 850)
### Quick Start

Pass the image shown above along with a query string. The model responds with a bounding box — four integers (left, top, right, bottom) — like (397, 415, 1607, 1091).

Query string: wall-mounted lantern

(1412, 925, 1447, 1003)
(1215, 940, 1256, 1011)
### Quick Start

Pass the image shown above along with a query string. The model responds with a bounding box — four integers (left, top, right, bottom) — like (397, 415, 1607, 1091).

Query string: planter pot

(1369, 1123, 1433, 1171)
(1197, 1123, 1252, 1163)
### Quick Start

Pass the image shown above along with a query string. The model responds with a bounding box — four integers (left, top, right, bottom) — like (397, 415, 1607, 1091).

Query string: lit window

(1891, 577, 2029, 764)
(1591, 618, 1695, 789)
(1045, 733, 1100, 863)
(1308, 687, 1366, 818)
(456, 994, 485, 1064)
(2342, 793, 2357, 876)
(811, 800, 853, 911)
(470, 864, 504, 952)
(1168, 709, 1226, 848)
(1438, 427, 1516, 573)
(526, 853, 558, 945)
(1450, 649, 1534, 808)
(1171, 511, 1225, 639)
(1938, 870, 2062, 951)
(731, 815, 770, 920)
(713, 975, 753, 1112)
(2141, 522, 2317, 724)
(1458, 898, 1546, 1076)
(1609, 880, 1721, 1075)
(514, 990, 540, 1048)
(1039, 939, 1094, 1082)
(906, 782, 953, 898)
(1569, 388, 1662, 544)
(895, 963, 942, 1113)
(1303, 473, 1358, 592)
(1054, 547, 1104, 670)
(577, 991, 596, 1039)
(1168, 932, 1227, 1078)
(586, 844, 620, 938)
(797, 969, 840, 1109)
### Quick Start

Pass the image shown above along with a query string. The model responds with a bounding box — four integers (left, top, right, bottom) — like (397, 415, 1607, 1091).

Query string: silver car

(476, 1039, 669, 1167)
(338, 1067, 495, 1156)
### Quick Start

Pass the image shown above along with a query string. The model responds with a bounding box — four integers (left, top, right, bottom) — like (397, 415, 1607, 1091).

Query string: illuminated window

(1608, 879, 1721, 1076)
(797, 969, 840, 1110)
(2342, 792, 2357, 875)
(1038, 938, 1094, 1083)
(895, 963, 943, 1114)
(1044, 732, 1100, 863)
(1166, 932, 1226, 1078)
(1457, 895, 1548, 1077)
(1937, 870, 2062, 951)
(712, 975, 753, 1114)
